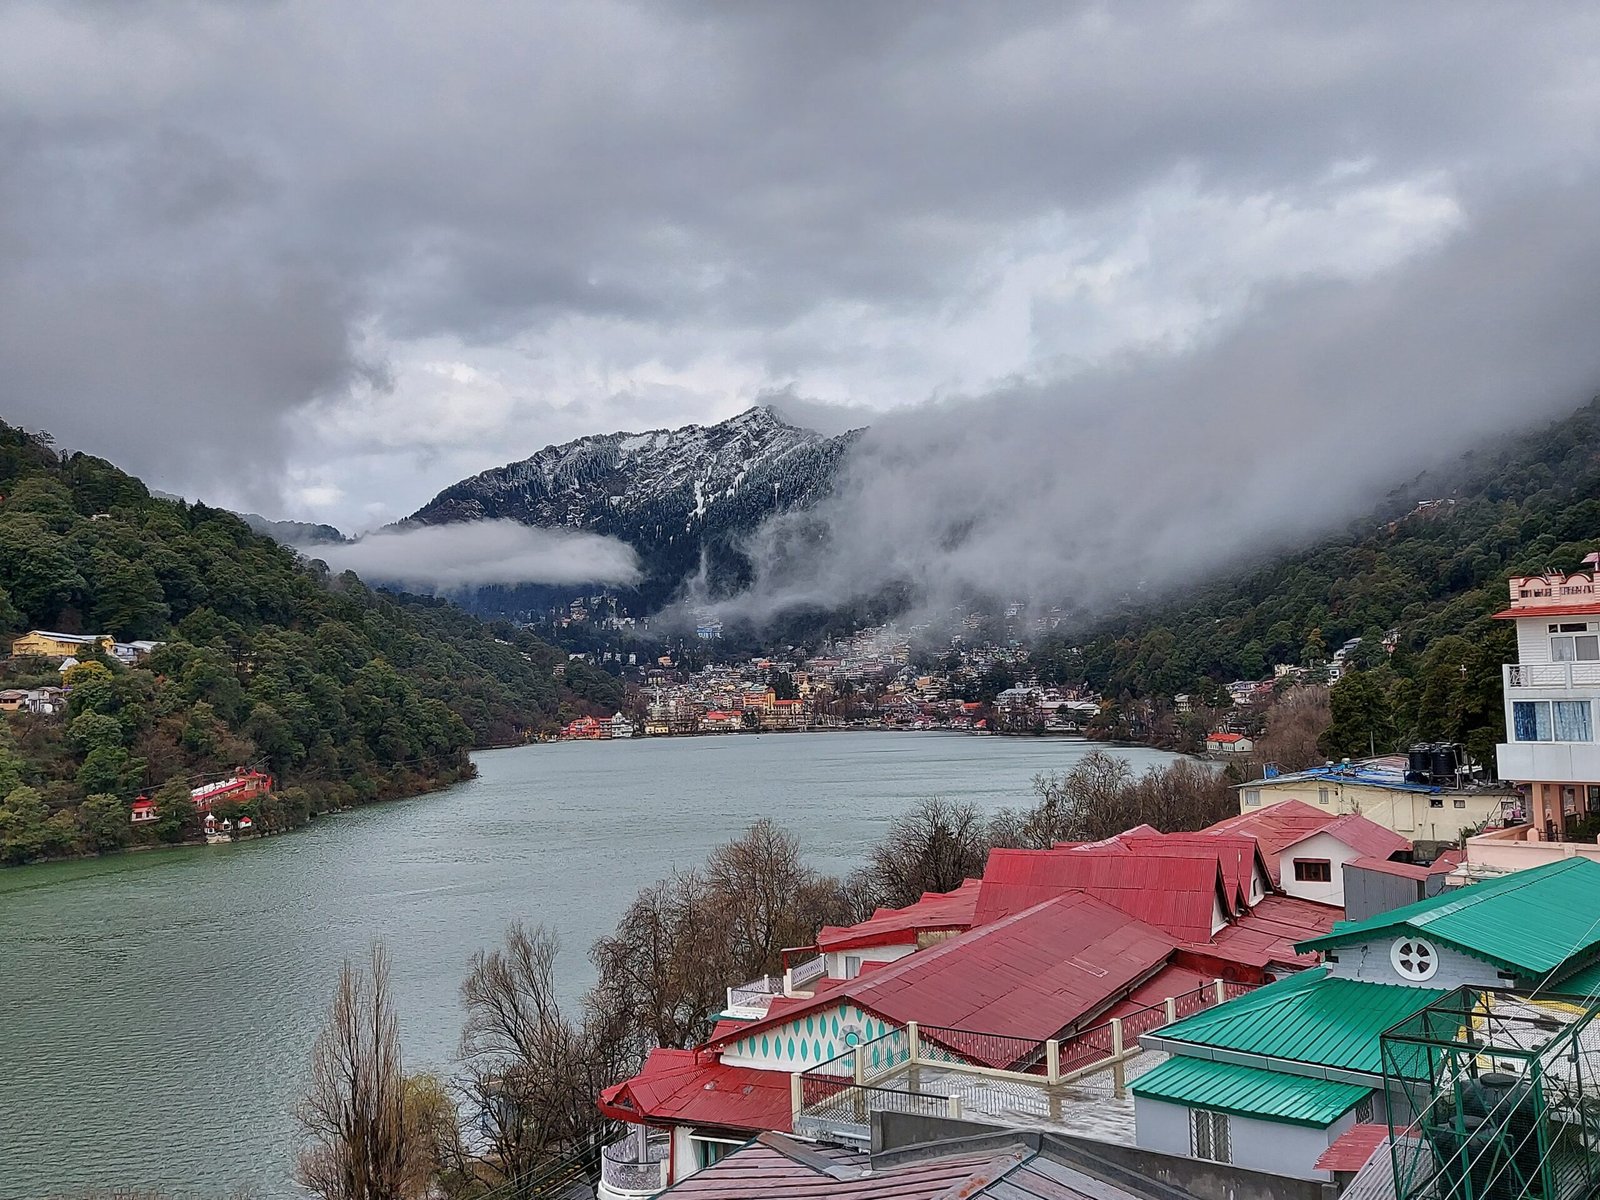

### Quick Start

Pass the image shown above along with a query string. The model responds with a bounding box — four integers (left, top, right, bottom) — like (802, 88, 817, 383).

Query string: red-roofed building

(1205, 731, 1255, 753)
(973, 847, 1230, 941)
(1202, 799, 1410, 905)
(130, 796, 157, 825)
(814, 878, 982, 975)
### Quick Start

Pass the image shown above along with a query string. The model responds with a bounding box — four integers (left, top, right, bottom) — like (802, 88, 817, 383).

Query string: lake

(0, 732, 1181, 1199)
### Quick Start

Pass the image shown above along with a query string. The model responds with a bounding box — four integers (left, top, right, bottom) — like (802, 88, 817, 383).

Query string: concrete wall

(1133, 1095, 1190, 1158)
(1343, 862, 1426, 922)
(1325, 938, 1510, 989)
(1250, 783, 1506, 842)
(1467, 825, 1600, 873)
(822, 943, 912, 979)
(1134, 1098, 1352, 1182)
(1279, 830, 1360, 906)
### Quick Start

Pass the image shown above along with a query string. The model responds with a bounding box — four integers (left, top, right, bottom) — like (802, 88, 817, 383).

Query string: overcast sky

(5, 2, 1599, 558)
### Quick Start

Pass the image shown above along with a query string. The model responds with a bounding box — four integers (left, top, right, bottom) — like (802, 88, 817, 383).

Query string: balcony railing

(790, 980, 1256, 1143)
(598, 1132, 670, 1200)
(785, 953, 826, 992)
(725, 974, 782, 1016)
(1506, 662, 1600, 690)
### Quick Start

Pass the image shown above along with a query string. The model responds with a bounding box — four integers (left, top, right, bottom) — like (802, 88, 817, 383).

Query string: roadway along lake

(0, 732, 1182, 1199)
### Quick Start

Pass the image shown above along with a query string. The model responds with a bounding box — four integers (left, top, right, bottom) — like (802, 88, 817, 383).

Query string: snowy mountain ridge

(407, 405, 863, 610)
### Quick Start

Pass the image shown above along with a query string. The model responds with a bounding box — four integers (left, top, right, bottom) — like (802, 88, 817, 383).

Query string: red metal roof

(1116, 832, 1268, 913)
(1315, 1123, 1389, 1173)
(1208, 732, 1245, 742)
(1182, 894, 1340, 970)
(1204, 801, 1344, 884)
(1316, 812, 1412, 860)
(1347, 856, 1431, 882)
(1493, 600, 1600, 620)
(816, 879, 982, 952)
(596, 1049, 795, 1133)
(975, 847, 1227, 942)
(713, 893, 1178, 1062)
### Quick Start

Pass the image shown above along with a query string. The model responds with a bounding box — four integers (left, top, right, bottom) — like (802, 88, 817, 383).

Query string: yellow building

(10, 631, 114, 660)
(1237, 758, 1519, 844)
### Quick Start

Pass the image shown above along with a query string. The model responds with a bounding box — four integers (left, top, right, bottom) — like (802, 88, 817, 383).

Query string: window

(1190, 1109, 1231, 1162)
(1318, 786, 1330, 806)
(844, 955, 863, 979)
(1551, 634, 1600, 662)
(1454, 796, 1466, 808)
(1355, 1094, 1375, 1124)
(1293, 859, 1332, 883)
(1514, 700, 1595, 742)
(1243, 789, 1261, 807)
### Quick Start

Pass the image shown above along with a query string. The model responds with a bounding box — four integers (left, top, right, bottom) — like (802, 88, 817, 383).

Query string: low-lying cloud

(717, 180, 1600, 624)
(301, 520, 641, 591)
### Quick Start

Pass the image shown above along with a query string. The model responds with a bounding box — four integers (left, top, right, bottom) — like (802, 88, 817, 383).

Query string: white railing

(785, 954, 826, 993)
(726, 974, 782, 1016)
(1505, 662, 1600, 690)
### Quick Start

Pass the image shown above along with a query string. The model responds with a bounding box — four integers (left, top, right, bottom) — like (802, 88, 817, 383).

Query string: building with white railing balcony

(1494, 552, 1600, 840)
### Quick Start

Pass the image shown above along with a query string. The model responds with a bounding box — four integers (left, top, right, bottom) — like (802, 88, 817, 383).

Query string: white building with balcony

(1494, 554, 1600, 840)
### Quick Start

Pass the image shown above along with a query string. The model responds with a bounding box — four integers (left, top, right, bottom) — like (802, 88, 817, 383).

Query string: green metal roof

(1295, 858, 1600, 976)
(1131, 1055, 1372, 1127)
(1550, 957, 1600, 999)
(1151, 968, 1442, 1076)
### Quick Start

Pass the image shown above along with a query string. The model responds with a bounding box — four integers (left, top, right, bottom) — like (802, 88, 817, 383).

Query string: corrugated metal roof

(817, 879, 982, 952)
(1184, 894, 1340, 970)
(661, 1135, 1156, 1199)
(597, 1049, 796, 1132)
(1297, 858, 1600, 975)
(1493, 600, 1600, 620)
(1205, 801, 1343, 884)
(1131, 1055, 1370, 1127)
(1317, 814, 1412, 860)
(1347, 856, 1431, 882)
(714, 892, 1178, 1060)
(975, 847, 1226, 941)
(1152, 968, 1441, 1075)
(1315, 1123, 1391, 1172)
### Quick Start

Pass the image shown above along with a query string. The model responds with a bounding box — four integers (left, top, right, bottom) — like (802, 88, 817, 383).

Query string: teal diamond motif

(761, 1036, 770, 1056)
(806, 1016, 815, 1035)
(800, 1040, 809, 1062)
(787, 1037, 795, 1059)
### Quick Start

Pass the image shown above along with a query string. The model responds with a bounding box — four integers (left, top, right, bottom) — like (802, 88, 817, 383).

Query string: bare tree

(1253, 685, 1331, 771)
(865, 797, 989, 909)
(295, 944, 413, 1200)
(590, 870, 732, 1050)
(457, 924, 628, 1196)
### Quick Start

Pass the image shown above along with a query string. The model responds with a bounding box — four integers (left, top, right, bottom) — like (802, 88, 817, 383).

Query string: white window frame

(1243, 789, 1261, 807)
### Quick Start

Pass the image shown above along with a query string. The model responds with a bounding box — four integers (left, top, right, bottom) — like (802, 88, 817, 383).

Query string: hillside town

(583, 553, 1600, 1200)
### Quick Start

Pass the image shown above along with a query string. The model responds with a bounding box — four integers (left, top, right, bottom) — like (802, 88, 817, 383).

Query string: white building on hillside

(1494, 551, 1600, 840)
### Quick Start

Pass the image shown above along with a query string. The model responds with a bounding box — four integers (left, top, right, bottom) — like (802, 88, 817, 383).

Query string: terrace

(791, 979, 1251, 1147)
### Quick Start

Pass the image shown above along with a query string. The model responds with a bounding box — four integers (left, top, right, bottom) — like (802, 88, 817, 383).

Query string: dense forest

(1033, 397, 1600, 770)
(0, 423, 622, 864)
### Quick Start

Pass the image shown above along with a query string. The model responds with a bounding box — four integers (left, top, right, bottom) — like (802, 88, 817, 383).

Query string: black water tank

(1432, 745, 1458, 783)
(1407, 745, 1433, 783)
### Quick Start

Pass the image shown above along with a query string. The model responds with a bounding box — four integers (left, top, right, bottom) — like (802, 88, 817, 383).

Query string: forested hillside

(0, 424, 620, 864)
(1040, 397, 1600, 768)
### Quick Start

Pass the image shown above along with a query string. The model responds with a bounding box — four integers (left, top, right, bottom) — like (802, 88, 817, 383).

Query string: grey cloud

(302, 520, 641, 591)
(1, 1, 1598, 532)
(722, 181, 1600, 621)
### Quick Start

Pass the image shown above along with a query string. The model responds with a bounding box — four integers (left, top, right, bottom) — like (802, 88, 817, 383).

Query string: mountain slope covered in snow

(408, 405, 862, 612)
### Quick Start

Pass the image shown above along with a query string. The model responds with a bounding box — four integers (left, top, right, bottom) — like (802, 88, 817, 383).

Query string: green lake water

(0, 732, 1181, 1198)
